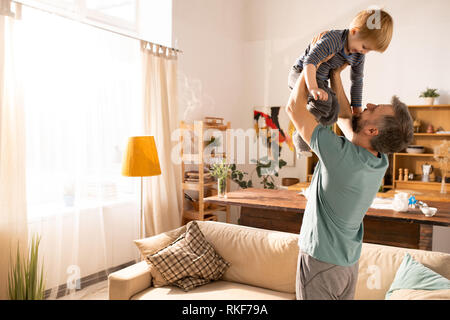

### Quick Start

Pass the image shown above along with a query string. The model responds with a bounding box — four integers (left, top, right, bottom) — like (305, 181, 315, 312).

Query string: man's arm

(330, 66, 354, 141)
(285, 71, 318, 147)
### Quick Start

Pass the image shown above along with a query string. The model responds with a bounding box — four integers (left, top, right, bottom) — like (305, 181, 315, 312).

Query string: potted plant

(8, 234, 46, 300)
(229, 156, 287, 190)
(419, 88, 439, 105)
(251, 156, 288, 189)
(210, 159, 231, 198)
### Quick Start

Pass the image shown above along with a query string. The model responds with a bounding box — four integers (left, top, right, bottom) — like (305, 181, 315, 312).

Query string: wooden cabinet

(305, 105, 450, 194)
(392, 105, 449, 192)
(180, 118, 231, 224)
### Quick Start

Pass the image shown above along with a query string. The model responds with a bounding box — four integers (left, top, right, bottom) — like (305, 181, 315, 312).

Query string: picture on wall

(253, 106, 296, 167)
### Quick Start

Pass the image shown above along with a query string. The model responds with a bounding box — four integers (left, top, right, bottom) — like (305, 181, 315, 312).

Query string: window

(18, 0, 173, 49)
(19, 0, 139, 33)
(85, 0, 137, 30)
(15, 5, 143, 219)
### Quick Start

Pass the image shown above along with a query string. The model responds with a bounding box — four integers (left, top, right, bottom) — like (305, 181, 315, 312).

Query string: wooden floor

(55, 280, 108, 300)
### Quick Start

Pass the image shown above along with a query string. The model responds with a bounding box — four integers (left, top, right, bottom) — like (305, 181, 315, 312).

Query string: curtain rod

(10, 0, 183, 53)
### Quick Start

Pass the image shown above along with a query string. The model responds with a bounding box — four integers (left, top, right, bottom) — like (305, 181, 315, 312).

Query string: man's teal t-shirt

(298, 124, 388, 266)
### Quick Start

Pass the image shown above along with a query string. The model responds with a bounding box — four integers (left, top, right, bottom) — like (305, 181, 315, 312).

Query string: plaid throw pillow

(146, 221, 230, 291)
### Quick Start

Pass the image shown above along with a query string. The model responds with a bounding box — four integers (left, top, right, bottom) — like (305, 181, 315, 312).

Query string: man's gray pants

(296, 251, 359, 300)
(288, 65, 340, 153)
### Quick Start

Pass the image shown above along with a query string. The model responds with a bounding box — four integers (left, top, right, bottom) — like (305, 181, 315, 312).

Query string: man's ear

(364, 125, 379, 137)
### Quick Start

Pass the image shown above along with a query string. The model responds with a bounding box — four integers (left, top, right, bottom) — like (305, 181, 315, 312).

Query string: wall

(173, 0, 247, 127)
(172, 0, 247, 223)
(138, 0, 172, 47)
(173, 0, 450, 252)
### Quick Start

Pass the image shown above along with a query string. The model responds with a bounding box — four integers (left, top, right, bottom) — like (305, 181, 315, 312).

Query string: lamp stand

(140, 176, 144, 240)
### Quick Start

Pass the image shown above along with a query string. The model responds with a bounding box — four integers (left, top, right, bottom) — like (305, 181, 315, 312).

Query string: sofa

(108, 220, 450, 300)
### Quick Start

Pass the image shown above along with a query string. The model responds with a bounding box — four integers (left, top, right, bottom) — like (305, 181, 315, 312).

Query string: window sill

(27, 195, 138, 223)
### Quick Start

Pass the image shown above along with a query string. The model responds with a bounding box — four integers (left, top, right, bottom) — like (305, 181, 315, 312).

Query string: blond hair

(350, 8, 393, 52)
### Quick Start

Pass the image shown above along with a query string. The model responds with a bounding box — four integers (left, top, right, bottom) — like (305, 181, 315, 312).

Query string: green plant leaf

(279, 159, 287, 168)
(8, 234, 45, 300)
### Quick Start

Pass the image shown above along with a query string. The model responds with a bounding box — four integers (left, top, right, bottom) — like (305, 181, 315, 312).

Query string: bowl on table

(420, 207, 437, 217)
(406, 145, 425, 154)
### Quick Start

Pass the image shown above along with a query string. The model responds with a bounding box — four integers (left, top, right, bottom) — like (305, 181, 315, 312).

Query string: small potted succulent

(419, 88, 439, 105)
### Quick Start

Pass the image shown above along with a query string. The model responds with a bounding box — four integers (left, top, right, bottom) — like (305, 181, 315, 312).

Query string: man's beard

(352, 114, 363, 133)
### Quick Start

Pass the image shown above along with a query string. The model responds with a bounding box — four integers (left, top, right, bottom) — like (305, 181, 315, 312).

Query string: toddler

(288, 8, 393, 156)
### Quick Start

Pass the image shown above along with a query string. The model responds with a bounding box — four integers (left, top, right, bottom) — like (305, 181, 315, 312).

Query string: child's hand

(352, 106, 362, 115)
(310, 88, 328, 101)
(333, 62, 350, 75)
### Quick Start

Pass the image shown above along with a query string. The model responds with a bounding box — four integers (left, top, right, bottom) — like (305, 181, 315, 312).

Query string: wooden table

(287, 182, 450, 202)
(204, 188, 450, 251)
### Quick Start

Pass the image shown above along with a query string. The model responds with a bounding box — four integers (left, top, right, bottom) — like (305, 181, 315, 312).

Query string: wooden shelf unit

(305, 105, 449, 192)
(392, 104, 449, 192)
(180, 119, 231, 224)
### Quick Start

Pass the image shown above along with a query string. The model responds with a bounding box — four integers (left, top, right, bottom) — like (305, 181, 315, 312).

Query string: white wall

(172, 0, 450, 252)
(138, 0, 172, 47)
(172, 0, 247, 223)
(172, 0, 246, 128)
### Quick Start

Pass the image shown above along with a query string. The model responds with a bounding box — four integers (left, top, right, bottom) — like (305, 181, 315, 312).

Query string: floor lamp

(122, 136, 161, 242)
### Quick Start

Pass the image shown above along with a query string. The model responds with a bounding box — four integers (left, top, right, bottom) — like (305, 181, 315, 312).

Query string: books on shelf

(184, 171, 215, 183)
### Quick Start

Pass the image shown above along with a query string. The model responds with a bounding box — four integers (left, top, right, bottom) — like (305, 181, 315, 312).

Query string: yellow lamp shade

(122, 136, 162, 177)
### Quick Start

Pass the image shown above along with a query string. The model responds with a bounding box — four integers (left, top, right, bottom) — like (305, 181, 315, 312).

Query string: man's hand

(310, 87, 328, 101)
(332, 61, 350, 75)
(311, 31, 328, 47)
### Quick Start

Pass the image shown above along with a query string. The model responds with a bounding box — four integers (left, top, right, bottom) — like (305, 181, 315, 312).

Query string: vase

(423, 97, 435, 105)
(393, 192, 409, 212)
(218, 177, 227, 198)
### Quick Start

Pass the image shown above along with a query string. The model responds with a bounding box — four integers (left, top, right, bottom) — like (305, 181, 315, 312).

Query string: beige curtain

(0, 13, 28, 299)
(141, 42, 182, 237)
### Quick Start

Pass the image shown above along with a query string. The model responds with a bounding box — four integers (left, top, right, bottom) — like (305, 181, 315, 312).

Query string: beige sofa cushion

(196, 221, 299, 294)
(134, 224, 187, 287)
(134, 224, 187, 256)
(131, 280, 295, 300)
(356, 243, 450, 300)
(146, 221, 230, 292)
(387, 289, 450, 300)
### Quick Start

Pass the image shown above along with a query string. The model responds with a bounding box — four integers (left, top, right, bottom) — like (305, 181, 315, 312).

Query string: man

(285, 54, 414, 300)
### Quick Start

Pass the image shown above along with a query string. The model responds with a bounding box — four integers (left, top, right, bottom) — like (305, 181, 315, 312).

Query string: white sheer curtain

(142, 42, 182, 237)
(15, 6, 143, 298)
(0, 10, 28, 300)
